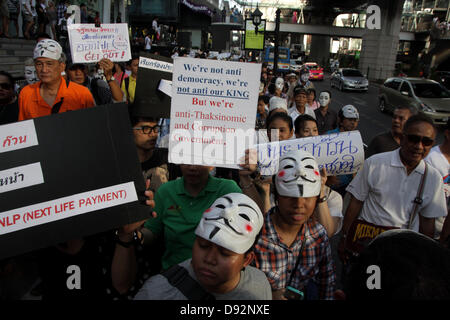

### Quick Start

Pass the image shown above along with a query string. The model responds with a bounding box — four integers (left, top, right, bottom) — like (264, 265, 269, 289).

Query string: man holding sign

(18, 39, 95, 120)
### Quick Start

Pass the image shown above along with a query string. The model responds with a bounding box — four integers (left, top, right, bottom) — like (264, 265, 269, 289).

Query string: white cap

(340, 104, 359, 119)
(274, 150, 322, 198)
(195, 193, 263, 254)
(34, 39, 63, 61)
(269, 96, 288, 112)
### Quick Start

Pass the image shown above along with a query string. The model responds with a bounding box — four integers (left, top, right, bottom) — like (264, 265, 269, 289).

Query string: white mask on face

(25, 66, 38, 84)
(275, 77, 284, 90)
(319, 92, 330, 107)
(301, 73, 309, 82)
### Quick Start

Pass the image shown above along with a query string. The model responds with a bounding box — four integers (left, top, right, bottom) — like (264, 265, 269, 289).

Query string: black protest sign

(0, 103, 150, 259)
(133, 52, 173, 119)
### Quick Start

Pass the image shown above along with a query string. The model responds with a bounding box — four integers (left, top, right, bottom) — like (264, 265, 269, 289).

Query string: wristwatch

(317, 194, 328, 203)
(107, 76, 115, 83)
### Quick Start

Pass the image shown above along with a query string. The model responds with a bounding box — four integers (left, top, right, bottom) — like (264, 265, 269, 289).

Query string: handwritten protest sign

(169, 57, 261, 167)
(257, 131, 365, 176)
(68, 23, 131, 63)
(133, 53, 173, 119)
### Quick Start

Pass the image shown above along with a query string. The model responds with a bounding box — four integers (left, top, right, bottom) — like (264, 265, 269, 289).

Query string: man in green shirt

(144, 164, 242, 270)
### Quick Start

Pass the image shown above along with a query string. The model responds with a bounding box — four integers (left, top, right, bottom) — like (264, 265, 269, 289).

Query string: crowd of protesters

(1, 11, 450, 301)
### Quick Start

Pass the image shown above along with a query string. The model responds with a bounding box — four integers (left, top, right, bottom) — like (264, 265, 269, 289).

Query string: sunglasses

(0, 83, 12, 90)
(405, 134, 434, 146)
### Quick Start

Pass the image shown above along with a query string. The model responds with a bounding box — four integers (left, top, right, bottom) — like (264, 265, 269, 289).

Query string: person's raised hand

(239, 148, 258, 176)
(98, 58, 114, 79)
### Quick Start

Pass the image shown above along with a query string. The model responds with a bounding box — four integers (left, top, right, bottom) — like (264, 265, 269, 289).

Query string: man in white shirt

(425, 119, 450, 242)
(339, 114, 447, 261)
(145, 33, 152, 52)
(288, 86, 316, 125)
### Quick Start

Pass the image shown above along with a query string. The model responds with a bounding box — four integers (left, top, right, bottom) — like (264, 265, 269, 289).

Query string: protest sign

(0, 103, 150, 259)
(257, 131, 365, 176)
(133, 53, 173, 119)
(169, 57, 261, 167)
(68, 23, 131, 63)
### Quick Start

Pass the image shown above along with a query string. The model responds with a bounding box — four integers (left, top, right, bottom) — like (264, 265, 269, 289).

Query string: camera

(283, 286, 304, 300)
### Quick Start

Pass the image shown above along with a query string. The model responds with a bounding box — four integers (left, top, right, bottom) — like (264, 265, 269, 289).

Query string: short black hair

(403, 113, 436, 133)
(258, 95, 269, 104)
(306, 88, 316, 98)
(293, 85, 307, 97)
(345, 230, 450, 299)
(266, 112, 293, 132)
(319, 90, 332, 99)
(0, 70, 15, 88)
(294, 114, 317, 133)
(130, 116, 157, 127)
(394, 105, 418, 116)
(36, 32, 51, 40)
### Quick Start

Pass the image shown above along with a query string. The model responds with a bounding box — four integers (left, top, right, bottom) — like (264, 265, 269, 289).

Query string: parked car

(304, 62, 324, 81)
(432, 71, 450, 90)
(330, 68, 369, 92)
(378, 77, 450, 124)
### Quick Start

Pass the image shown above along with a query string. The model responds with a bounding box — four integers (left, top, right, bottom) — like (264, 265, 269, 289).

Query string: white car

(290, 59, 303, 72)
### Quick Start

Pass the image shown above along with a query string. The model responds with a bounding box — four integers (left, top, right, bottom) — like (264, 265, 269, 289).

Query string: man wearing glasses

(131, 114, 179, 192)
(338, 114, 447, 263)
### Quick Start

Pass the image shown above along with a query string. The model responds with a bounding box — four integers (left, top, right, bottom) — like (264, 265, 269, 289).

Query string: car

(304, 62, 324, 81)
(330, 68, 369, 92)
(290, 59, 303, 72)
(378, 77, 450, 125)
(432, 71, 450, 90)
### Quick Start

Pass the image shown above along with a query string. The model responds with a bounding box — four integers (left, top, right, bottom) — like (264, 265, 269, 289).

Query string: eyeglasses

(0, 83, 12, 90)
(133, 125, 160, 134)
(405, 134, 434, 146)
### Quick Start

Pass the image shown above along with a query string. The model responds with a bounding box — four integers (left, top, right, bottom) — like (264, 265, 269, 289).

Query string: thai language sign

(257, 131, 365, 176)
(0, 120, 39, 154)
(68, 23, 131, 63)
(169, 57, 261, 167)
(133, 53, 173, 119)
(0, 104, 149, 259)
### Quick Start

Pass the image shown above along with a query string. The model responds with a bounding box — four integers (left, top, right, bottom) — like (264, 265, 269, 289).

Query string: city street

(312, 73, 445, 147)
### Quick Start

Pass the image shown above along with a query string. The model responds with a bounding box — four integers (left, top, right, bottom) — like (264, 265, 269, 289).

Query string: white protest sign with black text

(257, 131, 365, 176)
(68, 23, 131, 63)
(169, 58, 261, 167)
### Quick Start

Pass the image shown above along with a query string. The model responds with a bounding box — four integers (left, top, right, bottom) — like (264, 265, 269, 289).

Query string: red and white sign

(0, 182, 138, 235)
(169, 58, 261, 167)
(68, 23, 132, 63)
(0, 120, 39, 154)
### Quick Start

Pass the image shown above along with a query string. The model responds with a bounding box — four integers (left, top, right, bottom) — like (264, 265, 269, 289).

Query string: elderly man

(339, 114, 447, 261)
(288, 86, 316, 125)
(18, 39, 95, 120)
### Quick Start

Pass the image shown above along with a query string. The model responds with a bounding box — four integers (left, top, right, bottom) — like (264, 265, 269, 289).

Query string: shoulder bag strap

(51, 78, 70, 114)
(161, 265, 216, 300)
(408, 162, 428, 229)
(286, 224, 306, 287)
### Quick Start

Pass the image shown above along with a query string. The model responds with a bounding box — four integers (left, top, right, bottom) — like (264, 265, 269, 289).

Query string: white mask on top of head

(301, 73, 309, 82)
(275, 77, 284, 91)
(319, 92, 330, 107)
(25, 66, 38, 84)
